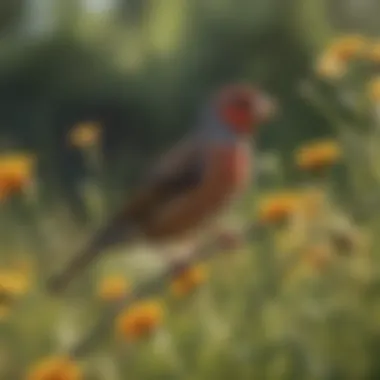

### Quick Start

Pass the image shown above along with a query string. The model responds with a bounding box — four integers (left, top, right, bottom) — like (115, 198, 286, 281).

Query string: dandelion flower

(316, 54, 347, 79)
(0, 270, 30, 296)
(97, 275, 130, 301)
(328, 35, 368, 60)
(0, 268, 31, 321)
(26, 356, 82, 380)
(0, 269, 31, 295)
(116, 299, 164, 341)
(315, 35, 368, 79)
(257, 191, 300, 225)
(0, 153, 35, 200)
(295, 139, 342, 173)
(68, 121, 101, 149)
(170, 264, 207, 297)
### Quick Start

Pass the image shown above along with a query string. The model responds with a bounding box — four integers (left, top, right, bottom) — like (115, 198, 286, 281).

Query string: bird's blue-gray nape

(196, 104, 240, 144)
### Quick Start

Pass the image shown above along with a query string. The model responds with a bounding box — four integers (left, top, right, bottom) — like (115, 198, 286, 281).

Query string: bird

(46, 83, 277, 294)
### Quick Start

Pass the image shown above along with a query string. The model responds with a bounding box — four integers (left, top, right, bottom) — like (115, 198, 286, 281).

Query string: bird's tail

(46, 216, 133, 294)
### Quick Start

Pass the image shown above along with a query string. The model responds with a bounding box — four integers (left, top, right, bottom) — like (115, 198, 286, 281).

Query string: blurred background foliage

(3, 1, 380, 379)
(0, 0, 351, 218)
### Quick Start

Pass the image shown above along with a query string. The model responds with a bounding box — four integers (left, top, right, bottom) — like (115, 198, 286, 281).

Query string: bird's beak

(256, 94, 279, 122)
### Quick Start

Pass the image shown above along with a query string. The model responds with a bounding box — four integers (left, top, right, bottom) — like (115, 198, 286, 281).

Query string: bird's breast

(211, 143, 252, 193)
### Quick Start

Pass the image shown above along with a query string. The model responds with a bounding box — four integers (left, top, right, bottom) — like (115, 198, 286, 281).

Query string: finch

(47, 83, 276, 293)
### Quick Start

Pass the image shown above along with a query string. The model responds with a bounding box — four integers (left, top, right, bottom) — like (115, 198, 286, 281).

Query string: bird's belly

(224, 144, 252, 191)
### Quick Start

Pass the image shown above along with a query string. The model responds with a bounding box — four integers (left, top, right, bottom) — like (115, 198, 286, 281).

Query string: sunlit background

(2, 0, 380, 379)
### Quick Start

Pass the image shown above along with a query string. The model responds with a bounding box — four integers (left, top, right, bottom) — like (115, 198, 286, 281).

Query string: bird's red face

(216, 85, 277, 135)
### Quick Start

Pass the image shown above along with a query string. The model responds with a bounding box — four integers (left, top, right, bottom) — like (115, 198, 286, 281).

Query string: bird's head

(213, 84, 277, 136)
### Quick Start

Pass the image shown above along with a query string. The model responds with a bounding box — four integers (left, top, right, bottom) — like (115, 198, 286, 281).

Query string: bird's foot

(216, 229, 244, 251)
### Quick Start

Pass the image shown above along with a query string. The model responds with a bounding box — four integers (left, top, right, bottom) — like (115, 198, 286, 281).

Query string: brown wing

(145, 135, 201, 186)
(140, 144, 243, 241)
(118, 135, 204, 224)
(46, 136, 204, 293)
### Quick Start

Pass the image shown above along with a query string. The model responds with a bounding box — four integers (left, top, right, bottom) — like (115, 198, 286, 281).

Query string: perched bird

(47, 83, 276, 293)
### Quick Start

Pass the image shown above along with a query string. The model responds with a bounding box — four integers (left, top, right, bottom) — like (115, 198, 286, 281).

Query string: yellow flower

(258, 191, 300, 225)
(316, 54, 346, 79)
(26, 356, 82, 380)
(0, 269, 30, 295)
(68, 121, 101, 148)
(295, 139, 342, 173)
(315, 35, 368, 79)
(0, 268, 31, 320)
(328, 35, 367, 60)
(97, 275, 130, 301)
(367, 76, 380, 102)
(0, 153, 35, 200)
(116, 299, 164, 341)
(170, 264, 207, 297)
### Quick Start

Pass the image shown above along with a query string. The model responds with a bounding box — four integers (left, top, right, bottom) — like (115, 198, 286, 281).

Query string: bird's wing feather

(84, 134, 205, 247)
(46, 136, 204, 293)
(142, 144, 248, 240)
(143, 134, 202, 186)
(119, 134, 204, 223)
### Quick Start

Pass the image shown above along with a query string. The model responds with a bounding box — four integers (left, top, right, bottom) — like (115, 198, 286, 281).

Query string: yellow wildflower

(258, 191, 300, 225)
(68, 121, 101, 148)
(0, 268, 31, 320)
(116, 299, 164, 341)
(0, 271, 30, 295)
(26, 356, 82, 380)
(0, 153, 35, 200)
(328, 35, 367, 60)
(367, 76, 380, 102)
(315, 35, 368, 78)
(170, 264, 207, 297)
(97, 275, 130, 301)
(316, 54, 346, 79)
(295, 139, 341, 173)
